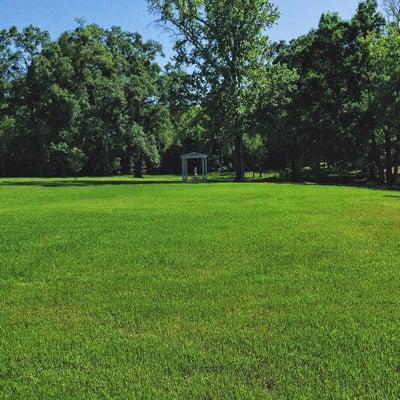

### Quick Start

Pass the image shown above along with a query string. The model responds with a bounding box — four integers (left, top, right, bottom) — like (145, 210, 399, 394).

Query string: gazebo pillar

(182, 158, 188, 182)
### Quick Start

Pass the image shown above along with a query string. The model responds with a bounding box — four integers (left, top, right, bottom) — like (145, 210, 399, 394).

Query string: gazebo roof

(180, 152, 208, 159)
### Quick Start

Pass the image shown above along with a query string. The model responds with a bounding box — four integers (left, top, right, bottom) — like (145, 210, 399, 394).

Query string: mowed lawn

(1, 177, 400, 399)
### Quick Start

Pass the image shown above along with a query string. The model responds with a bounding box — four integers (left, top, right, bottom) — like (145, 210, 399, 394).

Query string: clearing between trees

(1, 178, 400, 399)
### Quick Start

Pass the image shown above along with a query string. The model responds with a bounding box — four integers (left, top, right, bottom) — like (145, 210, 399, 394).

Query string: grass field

(1, 177, 400, 399)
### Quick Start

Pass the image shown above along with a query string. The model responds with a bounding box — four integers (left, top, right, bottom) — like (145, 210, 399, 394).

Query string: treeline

(1, 0, 400, 184)
(265, 0, 400, 185)
(0, 22, 175, 177)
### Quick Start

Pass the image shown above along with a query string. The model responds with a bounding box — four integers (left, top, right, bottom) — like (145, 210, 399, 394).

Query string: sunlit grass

(1, 178, 400, 399)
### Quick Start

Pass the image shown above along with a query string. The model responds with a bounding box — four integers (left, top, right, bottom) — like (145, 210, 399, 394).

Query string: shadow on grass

(0, 177, 245, 187)
(0, 179, 181, 187)
(1, 176, 399, 191)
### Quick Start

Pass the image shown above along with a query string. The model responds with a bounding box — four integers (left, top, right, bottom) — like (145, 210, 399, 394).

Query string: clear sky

(1, 0, 368, 63)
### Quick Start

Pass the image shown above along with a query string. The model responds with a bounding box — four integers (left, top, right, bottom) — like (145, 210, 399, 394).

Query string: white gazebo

(180, 152, 208, 182)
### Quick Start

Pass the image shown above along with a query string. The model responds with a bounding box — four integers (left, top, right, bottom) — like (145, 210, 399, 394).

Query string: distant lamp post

(180, 152, 208, 182)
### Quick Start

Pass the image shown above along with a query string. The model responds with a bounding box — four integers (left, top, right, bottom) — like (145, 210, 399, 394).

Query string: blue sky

(1, 0, 366, 62)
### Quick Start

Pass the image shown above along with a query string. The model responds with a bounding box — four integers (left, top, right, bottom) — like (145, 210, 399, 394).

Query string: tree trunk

(134, 159, 143, 178)
(313, 157, 321, 182)
(31, 135, 45, 177)
(384, 131, 394, 185)
(290, 159, 301, 182)
(1, 153, 5, 177)
(368, 164, 377, 181)
(121, 151, 132, 175)
(234, 134, 245, 182)
(393, 131, 400, 185)
(370, 135, 384, 184)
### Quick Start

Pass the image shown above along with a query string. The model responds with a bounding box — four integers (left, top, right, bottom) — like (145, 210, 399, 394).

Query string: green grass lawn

(1, 177, 400, 399)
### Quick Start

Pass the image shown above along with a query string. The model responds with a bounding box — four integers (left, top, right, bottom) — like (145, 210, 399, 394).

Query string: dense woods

(1, 0, 400, 184)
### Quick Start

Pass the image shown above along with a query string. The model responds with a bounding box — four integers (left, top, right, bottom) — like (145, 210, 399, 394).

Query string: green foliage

(149, 0, 279, 180)
(383, 0, 400, 27)
(0, 22, 173, 177)
(268, 0, 388, 182)
(1, 1, 400, 184)
(0, 115, 15, 176)
(363, 26, 400, 184)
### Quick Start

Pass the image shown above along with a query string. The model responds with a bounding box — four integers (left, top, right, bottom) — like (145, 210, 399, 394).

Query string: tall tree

(364, 27, 400, 184)
(10, 22, 172, 177)
(0, 25, 50, 176)
(148, 0, 279, 181)
(274, 0, 385, 182)
(383, 0, 400, 26)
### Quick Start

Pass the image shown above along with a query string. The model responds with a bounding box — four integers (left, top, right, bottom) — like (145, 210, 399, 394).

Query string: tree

(68, 147, 86, 181)
(252, 63, 299, 179)
(364, 27, 400, 184)
(1, 2, 399, 185)
(7, 22, 173, 177)
(349, 0, 386, 182)
(0, 25, 50, 176)
(104, 26, 173, 176)
(0, 116, 15, 176)
(383, 0, 400, 26)
(272, 0, 385, 182)
(148, 0, 279, 181)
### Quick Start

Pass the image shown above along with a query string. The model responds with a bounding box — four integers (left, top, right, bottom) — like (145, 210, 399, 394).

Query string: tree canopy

(1, 1, 400, 185)
(1, 22, 172, 177)
(149, 0, 279, 180)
